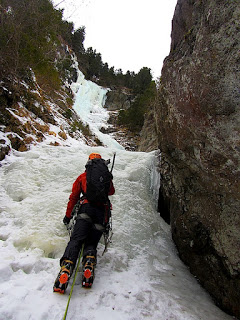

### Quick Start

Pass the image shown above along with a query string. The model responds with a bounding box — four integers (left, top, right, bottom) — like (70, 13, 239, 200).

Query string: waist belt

(77, 213, 105, 232)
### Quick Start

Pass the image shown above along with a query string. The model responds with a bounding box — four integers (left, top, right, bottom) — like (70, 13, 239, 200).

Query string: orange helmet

(88, 153, 102, 160)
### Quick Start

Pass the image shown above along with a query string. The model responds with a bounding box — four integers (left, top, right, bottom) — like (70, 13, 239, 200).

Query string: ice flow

(72, 70, 124, 150)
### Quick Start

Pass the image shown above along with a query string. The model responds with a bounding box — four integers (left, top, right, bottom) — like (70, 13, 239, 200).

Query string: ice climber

(53, 152, 115, 293)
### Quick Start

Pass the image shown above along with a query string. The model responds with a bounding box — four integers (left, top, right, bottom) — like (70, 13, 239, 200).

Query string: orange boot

(53, 260, 74, 294)
(82, 255, 96, 288)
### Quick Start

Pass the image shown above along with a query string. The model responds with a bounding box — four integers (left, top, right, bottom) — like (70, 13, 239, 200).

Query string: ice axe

(110, 152, 116, 173)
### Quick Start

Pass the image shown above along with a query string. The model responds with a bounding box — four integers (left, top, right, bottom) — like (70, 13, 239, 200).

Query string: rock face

(138, 108, 158, 152)
(105, 88, 134, 111)
(154, 0, 240, 317)
(0, 138, 10, 161)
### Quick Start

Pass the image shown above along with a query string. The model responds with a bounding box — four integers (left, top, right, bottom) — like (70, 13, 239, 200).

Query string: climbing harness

(77, 212, 106, 232)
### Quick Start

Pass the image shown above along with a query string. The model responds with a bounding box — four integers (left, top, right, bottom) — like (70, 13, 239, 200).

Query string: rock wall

(138, 108, 159, 152)
(154, 0, 240, 317)
(105, 88, 134, 111)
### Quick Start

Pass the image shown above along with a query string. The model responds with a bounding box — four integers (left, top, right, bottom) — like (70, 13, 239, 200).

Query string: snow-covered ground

(0, 72, 234, 320)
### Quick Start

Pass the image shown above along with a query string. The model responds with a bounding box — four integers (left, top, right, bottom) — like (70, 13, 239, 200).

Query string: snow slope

(0, 72, 234, 320)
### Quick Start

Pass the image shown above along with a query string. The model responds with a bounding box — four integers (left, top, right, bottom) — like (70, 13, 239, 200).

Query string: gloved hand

(63, 216, 71, 225)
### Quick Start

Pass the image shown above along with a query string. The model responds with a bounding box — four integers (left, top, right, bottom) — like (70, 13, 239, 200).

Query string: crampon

(82, 256, 95, 288)
(53, 260, 73, 294)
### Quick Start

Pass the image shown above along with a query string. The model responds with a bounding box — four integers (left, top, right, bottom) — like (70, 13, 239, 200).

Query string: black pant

(60, 203, 105, 268)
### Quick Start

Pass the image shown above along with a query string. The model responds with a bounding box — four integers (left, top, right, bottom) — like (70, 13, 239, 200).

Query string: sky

(52, 0, 178, 78)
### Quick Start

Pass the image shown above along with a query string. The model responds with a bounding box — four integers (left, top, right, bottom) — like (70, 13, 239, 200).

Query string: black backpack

(85, 158, 113, 204)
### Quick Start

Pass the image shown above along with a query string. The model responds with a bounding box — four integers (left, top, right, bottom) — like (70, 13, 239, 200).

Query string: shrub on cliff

(0, 0, 81, 87)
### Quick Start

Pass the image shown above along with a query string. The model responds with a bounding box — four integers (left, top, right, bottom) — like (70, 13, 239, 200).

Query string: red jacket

(65, 171, 115, 218)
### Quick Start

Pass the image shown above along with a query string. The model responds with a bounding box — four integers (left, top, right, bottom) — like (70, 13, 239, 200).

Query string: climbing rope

(63, 243, 84, 320)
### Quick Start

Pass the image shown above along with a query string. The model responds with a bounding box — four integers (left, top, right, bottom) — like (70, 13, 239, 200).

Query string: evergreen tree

(133, 67, 152, 94)
(0, 0, 74, 86)
(85, 47, 103, 79)
(0, 0, 155, 112)
(72, 26, 85, 54)
(118, 81, 157, 132)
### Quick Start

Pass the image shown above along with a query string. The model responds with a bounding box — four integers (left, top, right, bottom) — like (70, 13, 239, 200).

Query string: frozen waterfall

(0, 71, 232, 320)
(71, 70, 124, 150)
